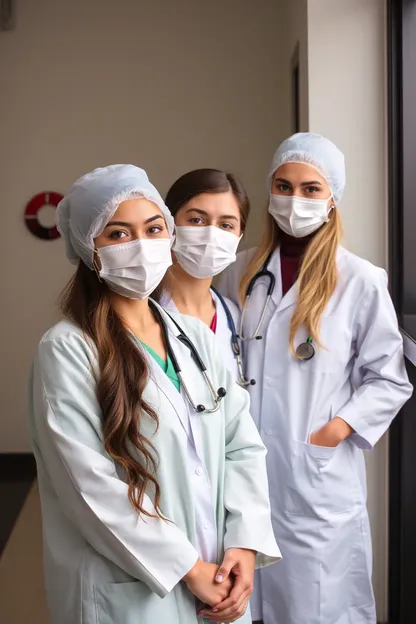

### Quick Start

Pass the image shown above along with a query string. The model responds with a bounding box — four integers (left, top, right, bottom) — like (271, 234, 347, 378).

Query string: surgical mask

(173, 225, 241, 279)
(96, 238, 172, 299)
(268, 194, 333, 238)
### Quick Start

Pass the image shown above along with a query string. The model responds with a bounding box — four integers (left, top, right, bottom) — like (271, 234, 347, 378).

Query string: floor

(0, 454, 36, 555)
(0, 483, 49, 623)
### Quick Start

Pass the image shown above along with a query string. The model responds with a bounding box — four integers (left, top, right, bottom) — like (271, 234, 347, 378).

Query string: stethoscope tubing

(149, 300, 227, 413)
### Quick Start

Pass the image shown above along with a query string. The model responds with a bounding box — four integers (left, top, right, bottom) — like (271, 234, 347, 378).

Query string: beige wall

(307, 0, 388, 620)
(279, 0, 309, 133)
(0, 0, 287, 452)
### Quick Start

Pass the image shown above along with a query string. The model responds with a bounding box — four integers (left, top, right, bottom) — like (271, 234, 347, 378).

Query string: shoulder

(218, 247, 257, 304)
(220, 295, 240, 321)
(36, 319, 96, 370)
(173, 312, 215, 345)
(40, 319, 84, 344)
(234, 247, 257, 275)
(212, 290, 240, 323)
(156, 289, 176, 311)
(171, 311, 219, 362)
(338, 248, 387, 292)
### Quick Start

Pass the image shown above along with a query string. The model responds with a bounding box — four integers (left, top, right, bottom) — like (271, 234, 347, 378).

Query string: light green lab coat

(28, 303, 281, 624)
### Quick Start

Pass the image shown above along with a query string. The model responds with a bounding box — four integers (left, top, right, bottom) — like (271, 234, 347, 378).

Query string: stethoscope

(149, 300, 227, 413)
(211, 287, 256, 387)
(238, 254, 316, 361)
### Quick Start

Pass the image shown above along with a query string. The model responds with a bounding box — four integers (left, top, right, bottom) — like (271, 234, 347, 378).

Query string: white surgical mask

(268, 194, 333, 238)
(96, 238, 172, 299)
(173, 225, 241, 279)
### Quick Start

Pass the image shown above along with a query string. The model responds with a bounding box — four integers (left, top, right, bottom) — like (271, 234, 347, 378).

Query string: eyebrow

(185, 207, 238, 221)
(274, 177, 322, 186)
(105, 215, 164, 228)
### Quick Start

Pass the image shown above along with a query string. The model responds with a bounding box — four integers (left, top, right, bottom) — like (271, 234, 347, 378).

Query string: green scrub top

(140, 342, 180, 392)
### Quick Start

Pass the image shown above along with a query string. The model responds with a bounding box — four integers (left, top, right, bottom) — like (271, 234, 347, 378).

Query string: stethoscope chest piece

(296, 338, 315, 361)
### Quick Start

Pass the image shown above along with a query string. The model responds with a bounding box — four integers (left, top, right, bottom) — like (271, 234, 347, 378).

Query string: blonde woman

(219, 133, 412, 624)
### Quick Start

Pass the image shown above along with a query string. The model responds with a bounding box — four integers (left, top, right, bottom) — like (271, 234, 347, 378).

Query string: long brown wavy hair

(239, 208, 343, 356)
(60, 261, 164, 518)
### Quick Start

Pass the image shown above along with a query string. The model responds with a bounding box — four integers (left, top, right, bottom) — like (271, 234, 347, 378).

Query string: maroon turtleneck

(280, 231, 313, 296)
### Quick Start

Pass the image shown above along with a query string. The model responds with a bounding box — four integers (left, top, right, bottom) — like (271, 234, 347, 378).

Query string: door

(387, 1, 416, 622)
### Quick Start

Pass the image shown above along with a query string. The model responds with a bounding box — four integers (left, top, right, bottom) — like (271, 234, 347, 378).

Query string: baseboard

(0, 453, 36, 481)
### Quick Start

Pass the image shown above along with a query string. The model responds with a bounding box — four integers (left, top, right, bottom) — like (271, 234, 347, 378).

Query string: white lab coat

(28, 302, 281, 624)
(219, 246, 412, 624)
(158, 289, 241, 380)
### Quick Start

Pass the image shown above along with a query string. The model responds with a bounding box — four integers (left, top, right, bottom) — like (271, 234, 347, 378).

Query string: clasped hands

(184, 548, 256, 622)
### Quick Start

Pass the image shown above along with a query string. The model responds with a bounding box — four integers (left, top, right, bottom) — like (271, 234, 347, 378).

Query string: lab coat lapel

(272, 246, 345, 315)
(212, 291, 229, 342)
(156, 305, 214, 459)
(271, 240, 346, 314)
(269, 246, 298, 313)
(141, 345, 192, 442)
(278, 283, 298, 312)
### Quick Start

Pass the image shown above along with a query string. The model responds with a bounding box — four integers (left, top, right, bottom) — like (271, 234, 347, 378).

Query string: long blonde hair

(239, 209, 343, 356)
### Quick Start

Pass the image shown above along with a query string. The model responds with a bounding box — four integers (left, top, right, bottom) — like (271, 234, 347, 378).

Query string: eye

(220, 222, 234, 230)
(189, 217, 204, 225)
(276, 182, 291, 193)
(109, 230, 128, 240)
(147, 224, 165, 236)
(305, 185, 320, 194)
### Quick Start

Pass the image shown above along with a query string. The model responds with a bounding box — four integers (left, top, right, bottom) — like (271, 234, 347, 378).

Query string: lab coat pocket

(95, 580, 180, 624)
(285, 439, 358, 518)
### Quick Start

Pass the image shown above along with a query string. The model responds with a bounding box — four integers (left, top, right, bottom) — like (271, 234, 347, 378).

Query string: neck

(279, 230, 315, 257)
(110, 292, 154, 333)
(168, 264, 213, 311)
(165, 264, 215, 327)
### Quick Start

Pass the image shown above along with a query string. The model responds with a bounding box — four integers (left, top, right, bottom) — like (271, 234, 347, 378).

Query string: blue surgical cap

(267, 132, 346, 205)
(56, 164, 174, 269)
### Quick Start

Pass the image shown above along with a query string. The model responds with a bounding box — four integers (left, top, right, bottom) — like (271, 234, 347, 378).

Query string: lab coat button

(203, 521, 210, 530)
(195, 466, 203, 476)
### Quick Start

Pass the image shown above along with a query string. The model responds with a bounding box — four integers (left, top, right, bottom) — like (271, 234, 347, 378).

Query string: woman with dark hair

(157, 168, 251, 386)
(28, 165, 280, 624)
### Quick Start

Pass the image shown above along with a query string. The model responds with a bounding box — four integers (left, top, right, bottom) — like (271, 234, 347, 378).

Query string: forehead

(181, 190, 240, 215)
(111, 197, 163, 221)
(274, 162, 328, 186)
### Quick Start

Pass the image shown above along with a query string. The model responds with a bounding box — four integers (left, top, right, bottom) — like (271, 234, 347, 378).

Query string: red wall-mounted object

(24, 192, 63, 240)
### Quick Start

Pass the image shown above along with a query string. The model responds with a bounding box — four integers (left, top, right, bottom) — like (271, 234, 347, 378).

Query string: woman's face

(174, 191, 243, 236)
(94, 198, 170, 249)
(271, 162, 332, 202)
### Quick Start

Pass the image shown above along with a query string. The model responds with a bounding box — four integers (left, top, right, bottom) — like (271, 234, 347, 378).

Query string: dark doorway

(387, 0, 416, 622)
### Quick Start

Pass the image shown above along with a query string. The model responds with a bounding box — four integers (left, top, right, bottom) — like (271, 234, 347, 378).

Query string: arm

(329, 270, 412, 450)
(30, 332, 199, 598)
(222, 367, 281, 566)
(198, 363, 281, 621)
(217, 250, 253, 308)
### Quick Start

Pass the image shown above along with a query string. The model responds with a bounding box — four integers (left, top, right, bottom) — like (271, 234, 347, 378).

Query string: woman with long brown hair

(219, 133, 412, 624)
(28, 165, 280, 624)
(156, 168, 250, 385)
